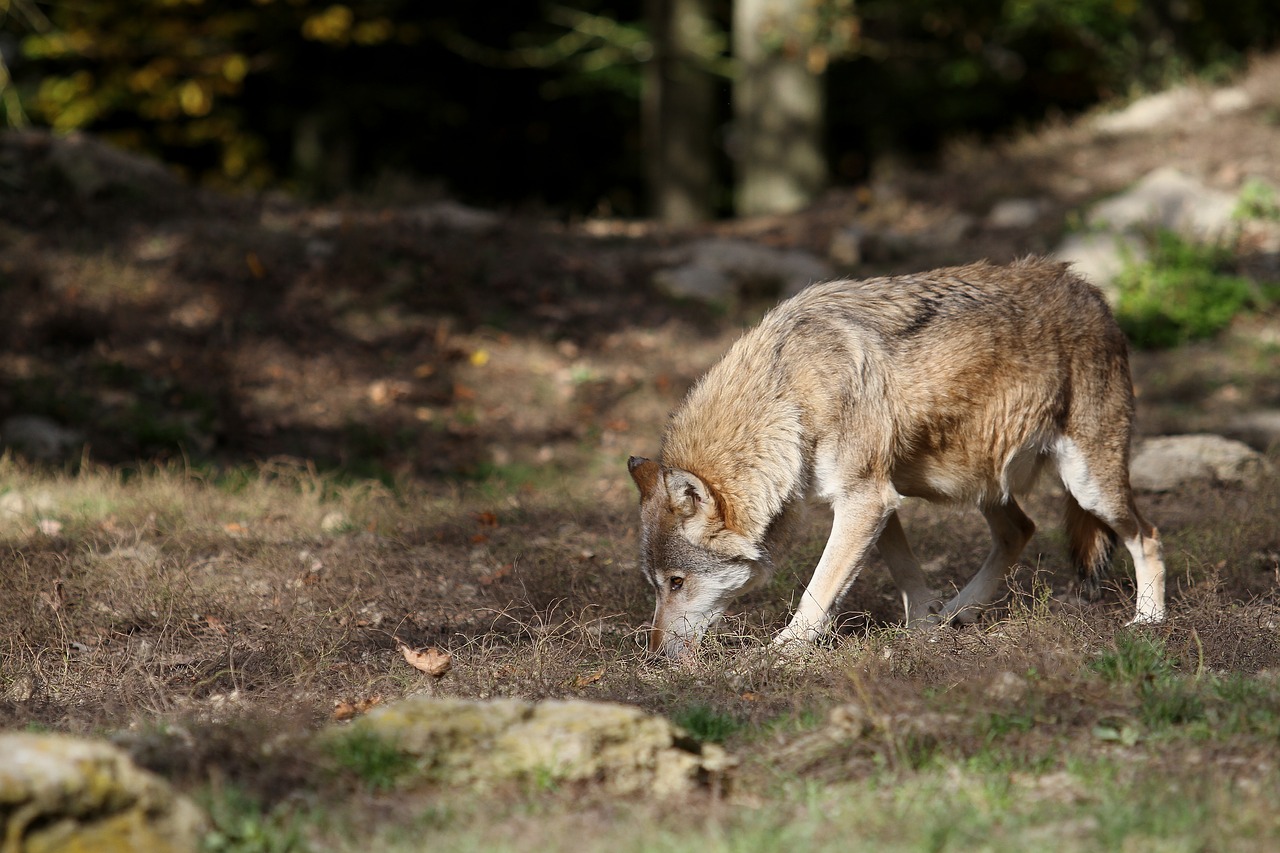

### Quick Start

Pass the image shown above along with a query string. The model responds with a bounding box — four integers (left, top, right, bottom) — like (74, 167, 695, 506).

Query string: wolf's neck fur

(660, 354, 807, 547)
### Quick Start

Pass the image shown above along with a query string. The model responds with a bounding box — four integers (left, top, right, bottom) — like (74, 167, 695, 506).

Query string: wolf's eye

(669, 576, 684, 592)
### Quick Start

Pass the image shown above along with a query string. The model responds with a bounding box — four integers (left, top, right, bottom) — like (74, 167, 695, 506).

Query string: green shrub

(1114, 231, 1260, 349)
(1234, 178, 1280, 222)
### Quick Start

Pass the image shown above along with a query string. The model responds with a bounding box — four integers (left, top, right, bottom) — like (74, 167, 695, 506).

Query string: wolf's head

(627, 456, 771, 659)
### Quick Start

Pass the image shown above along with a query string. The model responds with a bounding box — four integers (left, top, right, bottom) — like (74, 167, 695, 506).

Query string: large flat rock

(1130, 434, 1273, 492)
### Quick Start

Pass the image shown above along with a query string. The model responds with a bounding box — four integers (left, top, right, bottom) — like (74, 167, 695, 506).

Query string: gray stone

(1130, 434, 1272, 492)
(412, 201, 501, 231)
(0, 732, 205, 852)
(1088, 167, 1237, 241)
(653, 238, 833, 302)
(1093, 86, 1252, 136)
(1, 415, 84, 460)
(1052, 231, 1146, 301)
(44, 131, 178, 200)
(986, 198, 1046, 229)
(1093, 88, 1201, 136)
(332, 696, 733, 796)
(1225, 410, 1280, 452)
(828, 224, 872, 265)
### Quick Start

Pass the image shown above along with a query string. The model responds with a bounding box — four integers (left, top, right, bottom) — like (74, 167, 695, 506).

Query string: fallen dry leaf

(479, 563, 513, 586)
(333, 694, 384, 721)
(205, 615, 228, 636)
(573, 668, 604, 689)
(397, 641, 452, 678)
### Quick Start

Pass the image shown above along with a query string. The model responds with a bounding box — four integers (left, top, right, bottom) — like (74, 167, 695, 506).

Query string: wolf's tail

(1065, 493, 1117, 598)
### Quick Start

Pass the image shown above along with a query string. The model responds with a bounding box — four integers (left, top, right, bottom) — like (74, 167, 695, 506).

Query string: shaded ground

(1, 53, 1280, 853)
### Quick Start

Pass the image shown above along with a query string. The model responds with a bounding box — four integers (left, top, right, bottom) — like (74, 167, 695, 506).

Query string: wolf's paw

(904, 590, 945, 629)
(1124, 611, 1166, 627)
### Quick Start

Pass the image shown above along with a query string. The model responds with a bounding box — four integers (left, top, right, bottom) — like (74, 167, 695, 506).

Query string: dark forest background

(2, 0, 1279, 218)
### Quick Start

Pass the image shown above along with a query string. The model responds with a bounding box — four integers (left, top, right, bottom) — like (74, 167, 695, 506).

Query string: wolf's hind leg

(1054, 436, 1165, 623)
(876, 511, 942, 626)
(938, 499, 1035, 624)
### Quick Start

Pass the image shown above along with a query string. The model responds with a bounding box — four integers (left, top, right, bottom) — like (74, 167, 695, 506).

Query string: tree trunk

(732, 0, 826, 216)
(644, 0, 715, 224)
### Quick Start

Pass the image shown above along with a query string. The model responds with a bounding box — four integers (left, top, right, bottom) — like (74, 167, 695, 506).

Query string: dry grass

(3, 454, 1280, 849)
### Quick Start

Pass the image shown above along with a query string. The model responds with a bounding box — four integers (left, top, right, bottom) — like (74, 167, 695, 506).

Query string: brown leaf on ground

(333, 695, 383, 721)
(479, 563, 513, 586)
(397, 641, 452, 678)
(573, 668, 604, 689)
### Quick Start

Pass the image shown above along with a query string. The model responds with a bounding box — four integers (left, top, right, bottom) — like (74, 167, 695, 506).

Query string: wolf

(628, 257, 1165, 659)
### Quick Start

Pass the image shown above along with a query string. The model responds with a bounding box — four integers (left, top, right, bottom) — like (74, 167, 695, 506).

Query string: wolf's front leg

(876, 511, 943, 626)
(775, 488, 894, 645)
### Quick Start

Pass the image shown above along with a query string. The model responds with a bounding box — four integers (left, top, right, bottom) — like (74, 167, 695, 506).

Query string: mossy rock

(0, 732, 204, 853)
(331, 696, 734, 796)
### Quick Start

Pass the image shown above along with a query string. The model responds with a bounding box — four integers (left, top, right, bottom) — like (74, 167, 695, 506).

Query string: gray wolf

(628, 257, 1165, 659)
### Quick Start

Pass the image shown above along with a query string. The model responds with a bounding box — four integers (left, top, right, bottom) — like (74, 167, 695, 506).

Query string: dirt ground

(1, 54, 1280, 852)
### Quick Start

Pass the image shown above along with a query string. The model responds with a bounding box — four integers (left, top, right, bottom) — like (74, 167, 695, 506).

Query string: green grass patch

(671, 703, 743, 744)
(201, 786, 311, 853)
(1114, 231, 1272, 349)
(325, 729, 417, 792)
(1234, 177, 1280, 222)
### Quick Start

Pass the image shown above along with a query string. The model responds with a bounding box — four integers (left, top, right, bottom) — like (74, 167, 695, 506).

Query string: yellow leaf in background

(302, 5, 354, 44)
(469, 349, 489, 367)
(222, 54, 249, 84)
(180, 79, 212, 117)
(353, 19, 393, 46)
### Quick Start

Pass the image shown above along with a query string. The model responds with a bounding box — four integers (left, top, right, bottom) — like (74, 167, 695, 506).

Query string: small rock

(828, 224, 872, 265)
(413, 201, 500, 231)
(1053, 231, 1146, 299)
(1208, 87, 1253, 114)
(1130, 434, 1272, 492)
(653, 237, 834, 303)
(1094, 87, 1200, 136)
(0, 732, 205, 852)
(986, 198, 1046, 229)
(0, 491, 31, 518)
(44, 131, 179, 200)
(1, 415, 85, 460)
(988, 671, 1029, 703)
(321, 510, 350, 533)
(1225, 410, 1280, 453)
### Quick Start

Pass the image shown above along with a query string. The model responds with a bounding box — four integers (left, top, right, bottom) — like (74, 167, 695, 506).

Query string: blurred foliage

(1114, 230, 1276, 349)
(2, 0, 1278, 211)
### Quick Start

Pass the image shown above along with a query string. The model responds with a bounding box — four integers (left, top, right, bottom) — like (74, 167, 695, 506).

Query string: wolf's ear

(662, 467, 717, 521)
(628, 456, 660, 501)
